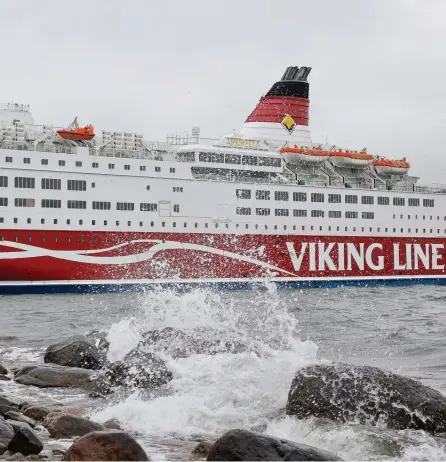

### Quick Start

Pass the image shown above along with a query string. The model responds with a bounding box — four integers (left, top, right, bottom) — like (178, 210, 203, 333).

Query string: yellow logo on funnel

(281, 114, 296, 134)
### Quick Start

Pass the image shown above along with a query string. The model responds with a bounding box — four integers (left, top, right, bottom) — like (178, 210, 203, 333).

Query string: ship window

(293, 192, 307, 202)
(155, 166, 161, 172)
(0, 198, 8, 206)
(215, 223, 218, 228)
(140, 222, 143, 227)
(67, 200, 87, 209)
(54, 219, 58, 224)
(236, 189, 251, 199)
(400, 214, 403, 219)
(41, 218, 45, 224)
(393, 197, 405, 206)
(161, 222, 165, 227)
(75, 161, 82, 167)
(173, 187, 184, 192)
(256, 208, 270, 216)
(328, 226, 331, 231)
(67, 219, 70, 225)
(151, 221, 154, 227)
(284, 225, 287, 230)
(116, 221, 119, 226)
(362, 212, 374, 219)
(59, 160, 65, 166)
(302, 226, 305, 231)
(408, 215, 411, 219)
(92, 201, 111, 210)
(116, 202, 135, 211)
(242, 155, 258, 166)
(15, 198, 35, 207)
(92, 220, 96, 225)
(245, 224, 249, 229)
(13, 218, 17, 224)
(124, 165, 130, 171)
(92, 162, 99, 168)
(5, 157, 12, 163)
(310, 226, 314, 231)
(104, 220, 107, 226)
(337, 226, 340, 231)
(14, 177, 35, 189)
(79, 220, 83, 225)
(361, 196, 374, 205)
(140, 165, 146, 171)
(108, 163, 115, 169)
(23, 158, 30, 164)
(256, 190, 270, 200)
(41, 159, 48, 165)
(378, 196, 390, 205)
(140, 203, 157, 212)
(311, 193, 324, 203)
(199, 152, 224, 163)
(195, 223, 198, 228)
(0, 177, 8, 188)
(275, 208, 289, 216)
(41, 199, 61, 208)
(27, 218, 31, 224)
(41, 178, 61, 190)
(91, 182, 95, 188)
(224, 154, 241, 165)
(293, 209, 307, 217)
(329, 210, 342, 218)
(236, 207, 251, 215)
(173, 204, 179, 213)
(67, 180, 87, 191)
(345, 211, 358, 219)
(408, 198, 420, 207)
(311, 210, 324, 218)
(127, 221, 131, 226)
(177, 152, 196, 162)
(146, 185, 150, 191)
(423, 198, 435, 207)
(170, 168, 175, 173)
(275, 191, 289, 201)
(328, 194, 341, 203)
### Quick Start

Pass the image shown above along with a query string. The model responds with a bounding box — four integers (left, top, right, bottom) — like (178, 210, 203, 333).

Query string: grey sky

(1, 0, 446, 182)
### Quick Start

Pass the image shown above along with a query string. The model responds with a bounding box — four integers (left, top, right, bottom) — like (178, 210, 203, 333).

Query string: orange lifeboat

(280, 146, 330, 165)
(57, 117, 95, 142)
(373, 158, 410, 175)
(329, 149, 374, 168)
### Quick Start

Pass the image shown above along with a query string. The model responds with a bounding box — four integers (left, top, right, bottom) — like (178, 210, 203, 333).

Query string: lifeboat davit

(280, 146, 330, 165)
(329, 149, 374, 168)
(57, 117, 95, 142)
(373, 158, 410, 175)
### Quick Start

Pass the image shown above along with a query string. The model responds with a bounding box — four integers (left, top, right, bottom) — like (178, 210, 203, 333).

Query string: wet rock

(62, 430, 149, 461)
(5, 412, 36, 428)
(18, 403, 30, 412)
(286, 362, 446, 434)
(191, 441, 213, 460)
(85, 331, 109, 356)
(52, 449, 65, 456)
(6, 420, 32, 433)
(25, 455, 40, 461)
(45, 414, 104, 439)
(6, 452, 24, 461)
(7, 427, 43, 456)
(22, 407, 49, 422)
(44, 336, 106, 370)
(87, 392, 105, 399)
(206, 429, 342, 461)
(0, 419, 13, 447)
(0, 378, 9, 383)
(0, 444, 6, 455)
(0, 399, 17, 410)
(102, 419, 121, 430)
(14, 364, 104, 392)
(0, 367, 7, 376)
(0, 407, 15, 418)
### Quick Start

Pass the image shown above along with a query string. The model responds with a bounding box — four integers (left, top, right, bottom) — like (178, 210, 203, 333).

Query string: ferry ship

(0, 66, 445, 293)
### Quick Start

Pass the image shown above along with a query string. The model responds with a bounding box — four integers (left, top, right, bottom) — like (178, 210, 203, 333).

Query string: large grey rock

(0, 418, 13, 447)
(44, 336, 105, 370)
(0, 366, 7, 376)
(22, 407, 49, 422)
(0, 399, 17, 410)
(62, 430, 149, 461)
(286, 362, 446, 434)
(45, 414, 104, 439)
(7, 427, 43, 456)
(14, 364, 104, 392)
(6, 420, 32, 433)
(206, 429, 342, 461)
(0, 407, 15, 418)
(0, 443, 6, 455)
(5, 412, 36, 428)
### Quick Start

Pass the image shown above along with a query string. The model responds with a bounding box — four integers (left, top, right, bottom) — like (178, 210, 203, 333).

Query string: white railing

(0, 140, 74, 155)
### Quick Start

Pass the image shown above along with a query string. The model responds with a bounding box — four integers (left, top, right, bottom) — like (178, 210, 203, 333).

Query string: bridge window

(275, 208, 289, 216)
(378, 196, 390, 205)
(311, 193, 324, 203)
(328, 194, 341, 203)
(362, 212, 374, 219)
(293, 192, 307, 202)
(41, 178, 61, 190)
(423, 198, 434, 207)
(293, 209, 307, 217)
(67, 200, 87, 209)
(275, 191, 289, 201)
(15, 198, 35, 207)
(92, 201, 111, 210)
(67, 180, 86, 191)
(311, 210, 324, 218)
(236, 207, 251, 215)
(0, 177, 7, 187)
(256, 208, 270, 216)
(329, 211, 342, 218)
(256, 190, 270, 200)
(236, 189, 251, 199)
(408, 198, 419, 207)
(41, 199, 61, 208)
(393, 197, 405, 206)
(116, 202, 135, 211)
(140, 203, 157, 212)
(361, 196, 374, 205)
(345, 211, 358, 219)
(15, 177, 35, 189)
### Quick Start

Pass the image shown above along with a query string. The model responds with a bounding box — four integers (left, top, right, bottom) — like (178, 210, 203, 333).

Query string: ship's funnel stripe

(245, 95, 309, 125)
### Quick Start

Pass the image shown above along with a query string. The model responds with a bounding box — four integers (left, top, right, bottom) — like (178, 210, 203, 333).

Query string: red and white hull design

(0, 230, 445, 292)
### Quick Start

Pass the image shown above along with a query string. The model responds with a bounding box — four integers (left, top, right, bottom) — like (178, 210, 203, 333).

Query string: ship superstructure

(0, 67, 445, 293)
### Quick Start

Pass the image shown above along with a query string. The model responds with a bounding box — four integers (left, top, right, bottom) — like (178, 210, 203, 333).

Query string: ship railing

(0, 140, 74, 154)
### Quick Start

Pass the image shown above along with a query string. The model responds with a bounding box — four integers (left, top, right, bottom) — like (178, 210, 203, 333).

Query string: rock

(286, 362, 446, 434)
(0, 407, 15, 418)
(207, 429, 342, 461)
(0, 378, 10, 383)
(14, 364, 103, 392)
(0, 444, 6, 455)
(22, 408, 48, 422)
(87, 392, 105, 399)
(0, 419, 13, 447)
(18, 403, 30, 412)
(5, 412, 36, 428)
(8, 427, 43, 456)
(0, 399, 17, 410)
(45, 414, 104, 439)
(44, 336, 106, 370)
(7, 452, 24, 461)
(6, 420, 32, 433)
(25, 455, 40, 461)
(85, 331, 109, 356)
(102, 419, 121, 431)
(62, 430, 149, 461)
(191, 441, 213, 459)
(0, 367, 7, 376)
(52, 449, 65, 456)
(104, 354, 172, 389)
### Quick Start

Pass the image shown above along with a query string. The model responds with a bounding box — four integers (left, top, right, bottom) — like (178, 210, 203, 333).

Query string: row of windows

(198, 152, 281, 168)
(4, 219, 446, 236)
(235, 189, 436, 207)
(236, 207, 375, 219)
(5, 156, 176, 174)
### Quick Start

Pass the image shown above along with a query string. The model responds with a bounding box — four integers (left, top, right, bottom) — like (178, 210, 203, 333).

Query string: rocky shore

(2, 329, 446, 460)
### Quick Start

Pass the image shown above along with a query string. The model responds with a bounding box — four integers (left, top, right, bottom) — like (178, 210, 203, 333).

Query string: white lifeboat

(329, 149, 374, 168)
(280, 146, 330, 165)
(373, 158, 410, 175)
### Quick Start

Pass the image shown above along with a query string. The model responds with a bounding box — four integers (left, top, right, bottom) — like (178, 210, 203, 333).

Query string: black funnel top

(266, 66, 311, 98)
